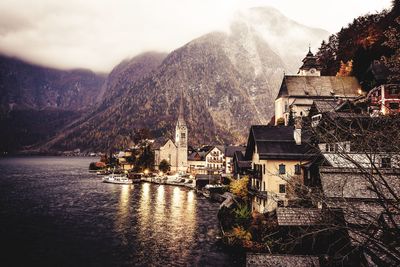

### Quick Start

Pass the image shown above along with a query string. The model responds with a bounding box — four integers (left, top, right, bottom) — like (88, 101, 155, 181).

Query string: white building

(274, 48, 362, 125)
(154, 93, 188, 173)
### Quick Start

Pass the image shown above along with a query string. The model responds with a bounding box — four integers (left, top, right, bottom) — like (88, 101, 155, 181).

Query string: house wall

(251, 151, 305, 213)
(275, 96, 314, 126)
(225, 156, 233, 174)
(157, 139, 177, 171)
(206, 147, 224, 170)
(188, 160, 207, 175)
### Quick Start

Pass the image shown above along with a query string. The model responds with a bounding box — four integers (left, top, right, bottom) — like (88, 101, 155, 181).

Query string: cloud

(0, 0, 391, 72)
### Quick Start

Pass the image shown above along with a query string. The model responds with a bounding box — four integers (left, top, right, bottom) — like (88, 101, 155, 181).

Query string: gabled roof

(225, 146, 246, 157)
(276, 76, 361, 100)
(205, 145, 224, 156)
(276, 208, 324, 226)
(244, 125, 317, 160)
(233, 150, 252, 168)
(153, 138, 175, 150)
(188, 151, 206, 161)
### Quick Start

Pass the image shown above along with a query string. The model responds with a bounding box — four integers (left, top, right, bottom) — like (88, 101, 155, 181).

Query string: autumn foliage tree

(229, 175, 249, 199)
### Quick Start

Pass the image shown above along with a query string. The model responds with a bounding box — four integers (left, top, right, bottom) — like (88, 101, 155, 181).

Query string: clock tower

(298, 46, 321, 76)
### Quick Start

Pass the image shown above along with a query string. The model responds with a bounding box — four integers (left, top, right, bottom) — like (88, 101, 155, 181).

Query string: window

(279, 164, 286, 174)
(389, 102, 399, 110)
(294, 164, 301, 175)
(181, 133, 186, 139)
(279, 184, 286, 193)
(382, 157, 391, 168)
(263, 182, 265, 191)
(263, 164, 265, 175)
(334, 143, 339, 152)
(325, 144, 329, 152)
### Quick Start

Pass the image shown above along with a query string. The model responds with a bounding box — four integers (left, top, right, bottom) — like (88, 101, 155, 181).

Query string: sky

(0, 0, 392, 72)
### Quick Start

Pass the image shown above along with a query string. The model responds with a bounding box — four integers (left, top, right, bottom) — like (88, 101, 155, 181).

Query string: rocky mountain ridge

(0, 6, 330, 152)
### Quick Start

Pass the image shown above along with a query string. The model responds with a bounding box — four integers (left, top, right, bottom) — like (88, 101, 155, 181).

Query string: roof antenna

(309, 43, 311, 53)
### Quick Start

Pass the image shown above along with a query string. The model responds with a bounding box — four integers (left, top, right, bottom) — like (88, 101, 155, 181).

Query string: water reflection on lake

(0, 157, 242, 266)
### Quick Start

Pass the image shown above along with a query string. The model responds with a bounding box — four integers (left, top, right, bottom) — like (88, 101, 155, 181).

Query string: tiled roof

(246, 253, 320, 267)
(225, 146, 246, 157)
(277, 76, 360, 99)
(320, 167, 400, 200)
(244, 125, 318, 160)
(152, 137, 171, 149)
(312, 100, 340, 113)
(276, 208, 323, 226)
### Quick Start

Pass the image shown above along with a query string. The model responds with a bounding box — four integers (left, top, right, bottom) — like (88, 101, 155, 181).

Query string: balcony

(250, 169, 262, 180)
(207, 159, 223, 163)
(249, 186, 268, 199)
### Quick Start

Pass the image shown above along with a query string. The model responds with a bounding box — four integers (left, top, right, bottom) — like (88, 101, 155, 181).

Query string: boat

(102, 174, 132, 184)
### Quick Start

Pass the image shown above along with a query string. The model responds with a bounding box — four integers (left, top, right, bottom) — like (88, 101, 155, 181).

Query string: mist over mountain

(0, 6, 330, 152)
(237, 7, 330, 73)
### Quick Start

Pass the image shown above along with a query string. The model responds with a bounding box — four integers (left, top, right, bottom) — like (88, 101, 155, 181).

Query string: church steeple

(177, 88, 186, 127)
(298, 46, 321, 76)
(175, 88, 187, 149)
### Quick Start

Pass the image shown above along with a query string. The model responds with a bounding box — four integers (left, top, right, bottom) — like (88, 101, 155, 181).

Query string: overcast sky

(0, 0, 392, 72)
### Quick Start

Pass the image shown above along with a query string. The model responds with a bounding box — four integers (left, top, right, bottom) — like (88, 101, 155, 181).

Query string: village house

(205, 146, 225, 172)
(274, 48, 362, 125)
(153, 94, 188, 173)
(117, 150, 134, 170)
(232, 150, 251, 178)
(187, 150, 207, 174)
(224, 146, 246, 176)
(244, 123, 318, 213)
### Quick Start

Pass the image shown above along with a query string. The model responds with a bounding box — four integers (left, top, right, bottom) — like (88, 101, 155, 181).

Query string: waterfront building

(154, 94, 188, 173)
(205, 146, 225, 172)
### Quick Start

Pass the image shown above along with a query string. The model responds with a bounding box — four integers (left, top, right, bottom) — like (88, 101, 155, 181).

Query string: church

(153, 94, 188, 173)
(274, 47, 362, 125)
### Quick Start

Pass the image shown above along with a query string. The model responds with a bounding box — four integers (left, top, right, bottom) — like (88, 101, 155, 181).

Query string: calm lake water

(0, 157, 242, 267)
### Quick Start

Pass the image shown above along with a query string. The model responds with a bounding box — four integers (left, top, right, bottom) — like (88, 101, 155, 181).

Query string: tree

(287, 106, 295, 126)
(336, 60, 353, 76)
(159, 159, 170, 173)
(229, 176, 249, 199)
(276, 117, 285, 126)
(384, 17, 400, 82)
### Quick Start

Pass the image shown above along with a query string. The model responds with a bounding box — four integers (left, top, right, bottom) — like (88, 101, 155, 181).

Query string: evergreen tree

(287, 106, 295, 126)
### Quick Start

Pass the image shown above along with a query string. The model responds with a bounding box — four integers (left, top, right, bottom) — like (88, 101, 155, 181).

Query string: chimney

(294, 117, 302, 145)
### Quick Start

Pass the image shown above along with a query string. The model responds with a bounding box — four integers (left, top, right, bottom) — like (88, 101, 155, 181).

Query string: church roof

(276, 76, 361, 99)
(152, 138, 175, 150)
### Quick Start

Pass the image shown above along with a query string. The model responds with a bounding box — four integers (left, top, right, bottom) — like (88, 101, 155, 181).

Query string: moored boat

(102, 174, 132, 184)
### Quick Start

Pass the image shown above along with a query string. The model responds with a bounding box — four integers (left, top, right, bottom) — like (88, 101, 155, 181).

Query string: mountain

(35, 52, 168, 152)
(0, 6, 331, 153)
(0, 55, 107, 152)
(43, 28, 286, 152)
(0, 55, 106, 113)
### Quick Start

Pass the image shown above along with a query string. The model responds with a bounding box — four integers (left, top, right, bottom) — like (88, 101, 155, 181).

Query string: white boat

(102, 174, 132, 184)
